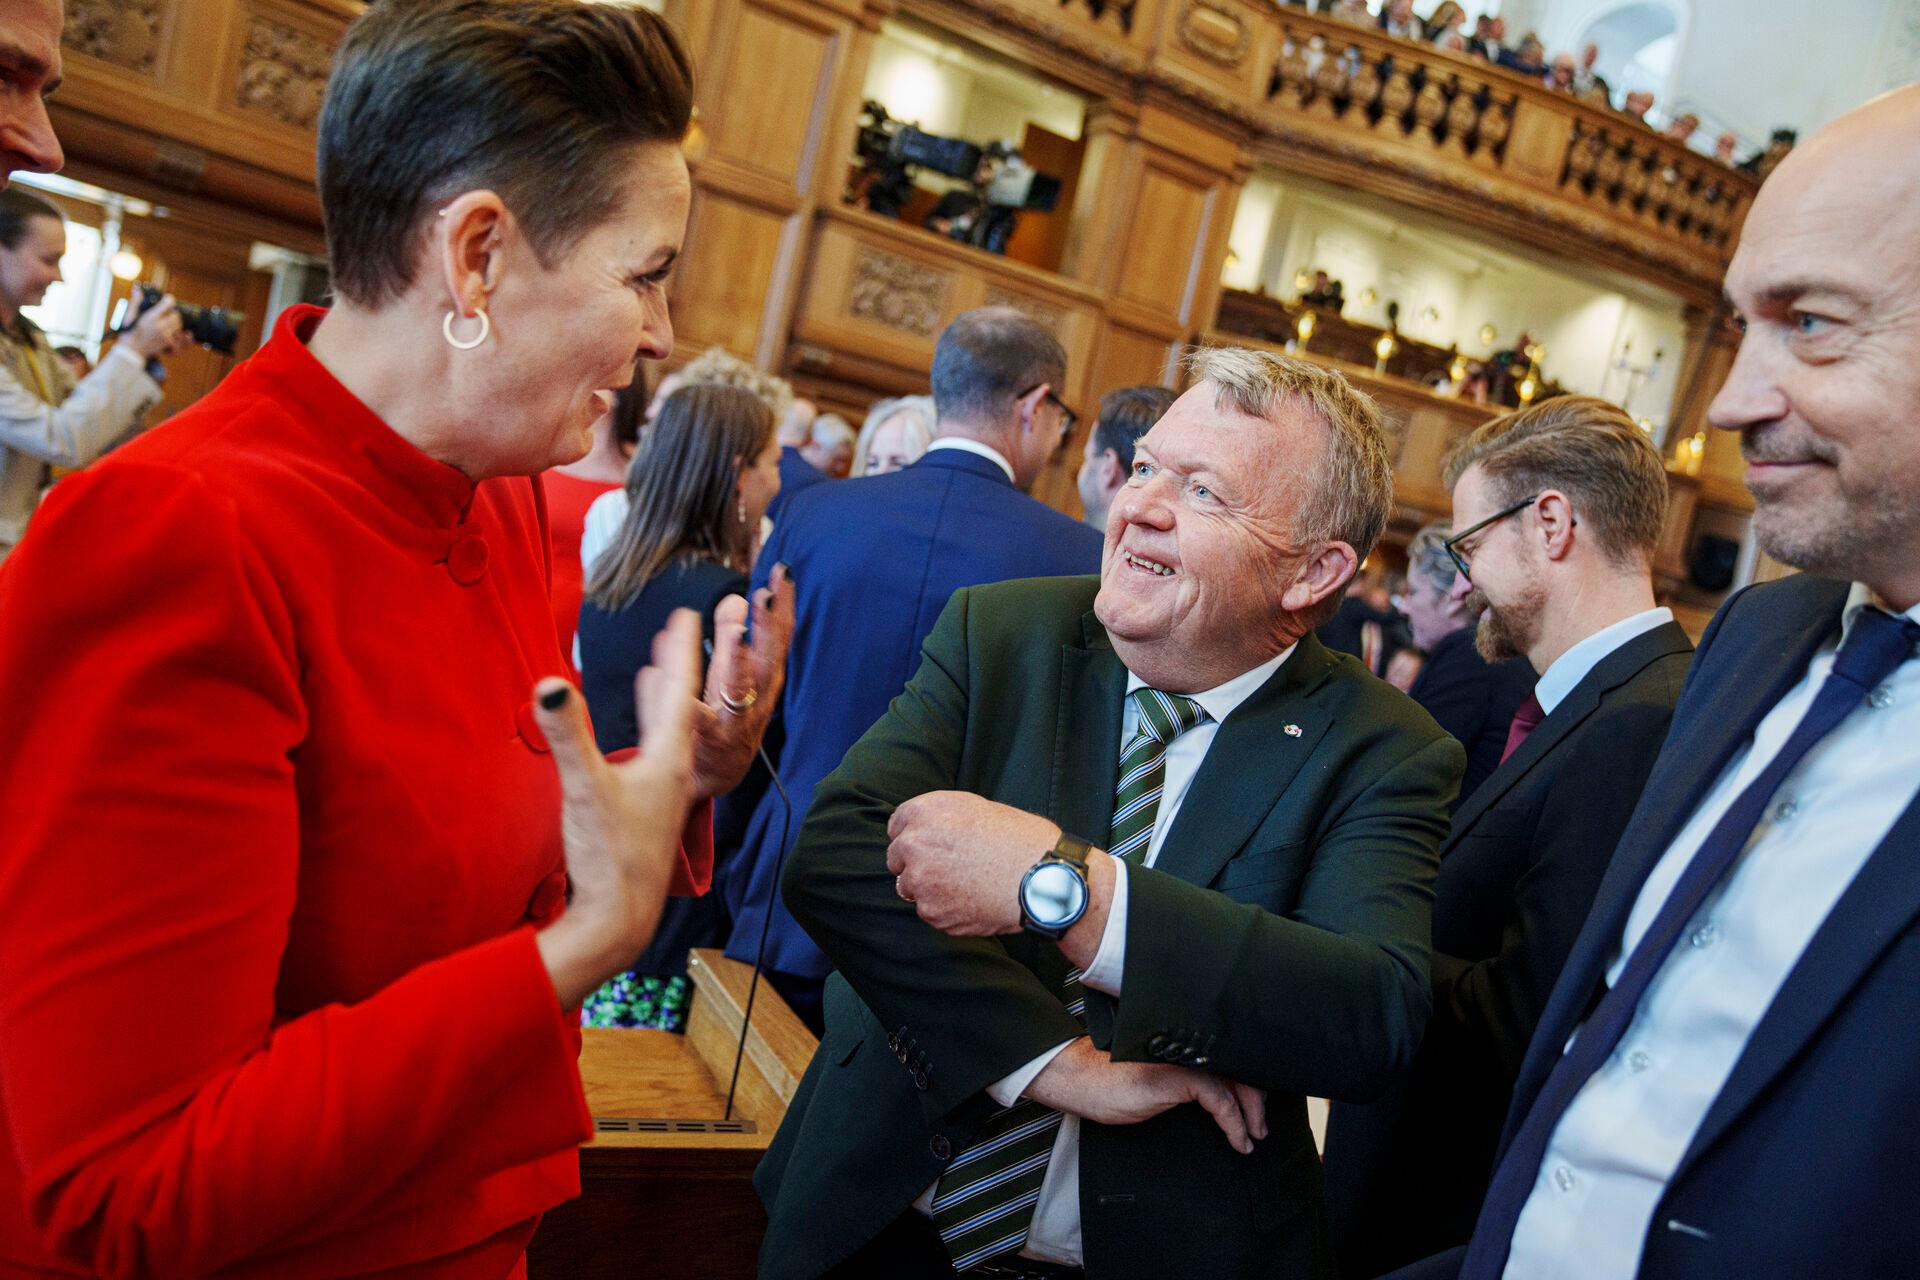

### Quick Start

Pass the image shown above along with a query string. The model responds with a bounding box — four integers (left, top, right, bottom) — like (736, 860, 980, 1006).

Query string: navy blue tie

(1460, 606, 1920, 1280)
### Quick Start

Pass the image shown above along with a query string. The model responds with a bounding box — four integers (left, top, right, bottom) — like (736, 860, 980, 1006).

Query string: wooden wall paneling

(1150, 0, 1272, 105)
(670, 185, 798, 362)
(1500, 98, 1574, 188)
(1059, 102, 1142, 293)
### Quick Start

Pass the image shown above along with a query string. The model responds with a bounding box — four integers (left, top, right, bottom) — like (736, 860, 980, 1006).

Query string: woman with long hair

(851, 393, 936, 477)
(0, 2, 790, 1274)
(577, 383, 779, 1029)
(546, 369, 646, 676)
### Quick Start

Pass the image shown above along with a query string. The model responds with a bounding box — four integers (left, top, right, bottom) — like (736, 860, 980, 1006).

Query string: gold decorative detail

(847, 248, 950, 337)
(984, 287, 1066, 332)
(1410, 79, 1448, 145)
(65, 0, 166, 75)
(1179, 2, 1252, 67)
(235, 15, 331, 131)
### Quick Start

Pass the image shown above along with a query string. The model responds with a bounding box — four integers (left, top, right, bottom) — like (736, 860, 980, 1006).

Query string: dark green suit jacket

(754, 576, 1463, 1279)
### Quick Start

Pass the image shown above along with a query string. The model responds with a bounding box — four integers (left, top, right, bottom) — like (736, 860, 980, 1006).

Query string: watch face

(1022, 862, 1088, 928)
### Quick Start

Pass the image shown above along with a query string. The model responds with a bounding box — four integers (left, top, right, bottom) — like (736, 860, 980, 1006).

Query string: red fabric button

(514, 700, 551, 753)
(447, 534, 489, 585)
(526, 871, 568, 922)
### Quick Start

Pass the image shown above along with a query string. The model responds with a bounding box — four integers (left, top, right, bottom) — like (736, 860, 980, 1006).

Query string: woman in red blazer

(0, 3, 790, 1276)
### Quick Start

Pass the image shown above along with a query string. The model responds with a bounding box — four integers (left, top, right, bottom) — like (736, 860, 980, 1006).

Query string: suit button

(913, 1068, 929, 1090)
(1191, 1056, 1209, 1067)
(930, 1135, 952, 1161)
(1148, 1034, 1169, 1055)
(447, 532, 489, 585)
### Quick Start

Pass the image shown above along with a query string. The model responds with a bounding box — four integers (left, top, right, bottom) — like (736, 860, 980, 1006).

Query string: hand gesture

(533, 608, 704, 1007)
(689, 563, 793, 798)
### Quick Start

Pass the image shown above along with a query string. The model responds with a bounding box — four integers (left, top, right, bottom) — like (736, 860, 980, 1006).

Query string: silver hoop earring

(442, 309, 490, 351)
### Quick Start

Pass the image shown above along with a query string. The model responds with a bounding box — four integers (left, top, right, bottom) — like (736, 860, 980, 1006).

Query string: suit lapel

(1677, 793, 1920, 1176)
(1152, 635, 1337, 889)
(1052, 612, 1128, 850)
(1445, 622, 1692, 848)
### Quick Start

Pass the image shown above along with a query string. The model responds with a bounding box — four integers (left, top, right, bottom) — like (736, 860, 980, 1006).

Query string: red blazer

(0, 306, 710, 1278)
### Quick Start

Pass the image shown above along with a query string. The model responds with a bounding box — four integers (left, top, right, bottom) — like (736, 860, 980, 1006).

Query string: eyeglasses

(1443, 493, 1539, 582)
(1020, 384, 1079, 444)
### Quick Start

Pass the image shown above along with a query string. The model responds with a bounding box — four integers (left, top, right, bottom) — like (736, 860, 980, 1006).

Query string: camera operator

(0, 187, 187, 558)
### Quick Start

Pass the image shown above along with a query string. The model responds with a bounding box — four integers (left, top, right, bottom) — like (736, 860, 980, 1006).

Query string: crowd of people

(0, 1, 1915, 1279)
(1304, 0, 1795, 171)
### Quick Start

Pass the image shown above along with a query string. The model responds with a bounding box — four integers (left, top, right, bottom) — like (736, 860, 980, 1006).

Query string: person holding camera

(0, 186, 188, 558)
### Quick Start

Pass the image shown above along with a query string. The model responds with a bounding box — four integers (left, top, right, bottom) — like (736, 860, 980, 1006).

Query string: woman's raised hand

(689, 562, 794, 798)
(533, 608, 704, 1007)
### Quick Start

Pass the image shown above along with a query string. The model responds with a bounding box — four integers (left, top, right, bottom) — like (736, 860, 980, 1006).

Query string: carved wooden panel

(65, 0, 171, 77)
(234, 11, 332, 131)
(846, 246, 951, 337)
(1115, 166, 1210, 315)
(983, 287, 1066, 333)
(710, 6, 834, 190)
(673, 191, 790, 358)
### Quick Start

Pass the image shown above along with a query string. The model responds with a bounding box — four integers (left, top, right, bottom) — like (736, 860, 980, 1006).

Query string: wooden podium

(526, 949, 819, 1279)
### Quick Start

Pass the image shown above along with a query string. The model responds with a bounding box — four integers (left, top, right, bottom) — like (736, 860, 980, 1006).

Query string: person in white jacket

(0, 186, 188, 557)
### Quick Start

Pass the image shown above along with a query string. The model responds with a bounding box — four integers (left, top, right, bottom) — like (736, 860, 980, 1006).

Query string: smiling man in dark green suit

(754, 347, 1465, 1280)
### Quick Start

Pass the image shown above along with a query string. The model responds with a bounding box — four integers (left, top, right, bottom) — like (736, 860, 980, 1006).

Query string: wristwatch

(1019, 832, 1093, 939)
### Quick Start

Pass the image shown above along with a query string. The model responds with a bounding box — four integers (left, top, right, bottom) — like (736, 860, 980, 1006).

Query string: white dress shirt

(1504, 585, 1920, 1277)
(924, 435, 1016, 483)
(913, 645, 1293, 1264)
(1532, 607, 1674, 715)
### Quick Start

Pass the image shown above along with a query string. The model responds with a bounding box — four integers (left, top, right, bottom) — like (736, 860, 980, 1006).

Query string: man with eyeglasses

(722, 306, 1101, 1031)
(1323, 395, 1691, 1278)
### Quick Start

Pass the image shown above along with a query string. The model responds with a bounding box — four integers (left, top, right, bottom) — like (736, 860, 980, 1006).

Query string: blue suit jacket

(1409, 574, 1920, 1278)
(766, 445, 825, 524)
(722, 448, 1104, 978)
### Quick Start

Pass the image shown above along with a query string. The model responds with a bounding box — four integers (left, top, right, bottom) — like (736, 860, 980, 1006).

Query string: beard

(1469, 579, 1545, 663)
(1740, 424, 1918, 577)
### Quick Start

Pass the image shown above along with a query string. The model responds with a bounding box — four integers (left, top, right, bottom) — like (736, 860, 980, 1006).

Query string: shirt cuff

(1079, 856, 1129, 996)
(986, 1039, 1075, 1107)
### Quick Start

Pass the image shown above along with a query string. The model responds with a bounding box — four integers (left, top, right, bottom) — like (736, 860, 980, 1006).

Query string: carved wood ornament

(235, 15, 331, 131)
(847, 247, 951, 337)
(65, 0, 167, 76)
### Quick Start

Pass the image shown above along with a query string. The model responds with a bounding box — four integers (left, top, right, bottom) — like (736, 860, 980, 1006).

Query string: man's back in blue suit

(721, 447, 1104, 1017)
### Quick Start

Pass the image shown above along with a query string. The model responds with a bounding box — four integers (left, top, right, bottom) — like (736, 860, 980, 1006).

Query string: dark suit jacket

(720, 450, 1103, 981)
(1406, 625, 1538, 812)
(1415, 574, 1920, 1278)
(754, 575, 1464, 1279)
(1325, 620, 1692, 1277)
(1318, 596, 1411, 677)
(765, 445, 825, 524)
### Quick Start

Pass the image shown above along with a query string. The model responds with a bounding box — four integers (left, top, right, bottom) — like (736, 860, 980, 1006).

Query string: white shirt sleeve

(0, 342, 159, 468)
(986, 1039, 1076, 1107)
(1078, 857, 1129, 996)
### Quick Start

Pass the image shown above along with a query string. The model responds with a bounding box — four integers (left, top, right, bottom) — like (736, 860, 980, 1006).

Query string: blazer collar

(1447, 620, 1692, 844)
(916, 442, 1017, 487)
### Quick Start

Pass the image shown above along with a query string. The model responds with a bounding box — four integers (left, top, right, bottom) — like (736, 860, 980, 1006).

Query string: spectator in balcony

(1077, 383, 1176, 533)
(1713, 131, 1740, 164)
(1622, 88, 1656, 122)
(1741, 126, 1797, 181)
(1664, 112, 1701, 144)
(1571, 41, 1611, 102)
(1378, 0, 1419, 41)
(852, 393, 937, 477)
(800, 411, 856, 479)
(1329, 0, 1374, 26)
(1498, 32, 1547, 76)
(1466, 14, 1506, 61)
(1545, 53, 1576, 93)
(1422, 1, 1467, 44)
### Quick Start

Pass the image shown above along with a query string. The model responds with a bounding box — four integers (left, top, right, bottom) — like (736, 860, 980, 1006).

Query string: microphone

(722, 739, 791, 1122)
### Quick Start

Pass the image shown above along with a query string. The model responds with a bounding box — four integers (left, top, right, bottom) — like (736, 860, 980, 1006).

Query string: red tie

(1499, 692, 1544, 763)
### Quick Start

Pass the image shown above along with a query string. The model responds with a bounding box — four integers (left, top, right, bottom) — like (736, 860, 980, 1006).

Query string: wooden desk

(527, 950, 819, 1280)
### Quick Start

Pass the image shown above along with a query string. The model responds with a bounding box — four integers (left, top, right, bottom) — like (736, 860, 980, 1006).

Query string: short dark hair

(929, 307, 1067, 426)
(318, 0, 693, 308)
(0, 187, 62, 249)
(1091, 385, 1174, 469)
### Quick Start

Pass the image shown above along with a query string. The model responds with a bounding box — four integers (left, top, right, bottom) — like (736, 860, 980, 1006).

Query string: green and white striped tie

(1109, 687, 1209, 864)
(930, 687, 1206, 1271)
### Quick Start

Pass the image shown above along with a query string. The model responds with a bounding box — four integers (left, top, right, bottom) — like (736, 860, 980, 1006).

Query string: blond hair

(1185, 346, 1394, 561)
(1444, 395, 1668, 563)
(674, 346, 794, 419)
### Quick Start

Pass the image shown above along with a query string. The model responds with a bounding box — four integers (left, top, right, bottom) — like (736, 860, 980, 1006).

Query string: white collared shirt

(925, 435, 1016, 484)
(1533, 607, 1674, 714)
(912, 645, 1294, 1265)
(1503, 584, 1920, 1278)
